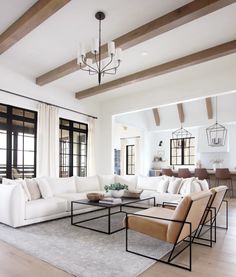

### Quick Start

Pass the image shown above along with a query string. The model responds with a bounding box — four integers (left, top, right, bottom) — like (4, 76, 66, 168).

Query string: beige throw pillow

(25, 179, 41, 201)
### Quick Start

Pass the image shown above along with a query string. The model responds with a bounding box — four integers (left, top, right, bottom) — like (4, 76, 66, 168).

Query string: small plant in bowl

(104, 183, 128, 198)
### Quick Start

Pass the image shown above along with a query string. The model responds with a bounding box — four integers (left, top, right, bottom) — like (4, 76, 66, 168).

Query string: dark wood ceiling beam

(177, 104, 185, 123)
(0, 0, 70, 54)
(36, 0, 235, 86)
(152, 108, 160, 126)
(205, 97, 213, 119)
(75, 40, 236, 100)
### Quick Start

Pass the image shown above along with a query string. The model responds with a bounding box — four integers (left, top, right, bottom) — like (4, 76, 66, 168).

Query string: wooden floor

(0, 200, 235, 277)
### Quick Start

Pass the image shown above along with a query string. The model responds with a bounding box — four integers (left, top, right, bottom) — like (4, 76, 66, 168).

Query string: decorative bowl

(86, 193, 104, 202)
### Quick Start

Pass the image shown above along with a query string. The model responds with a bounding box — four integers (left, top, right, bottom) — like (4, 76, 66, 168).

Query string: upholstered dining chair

(194, 168, 209, 180)
(161, 168, 174, 177)
(125, 190, 212, 271)
(215, 168, 233, 197)
(178, 168, 192, 178)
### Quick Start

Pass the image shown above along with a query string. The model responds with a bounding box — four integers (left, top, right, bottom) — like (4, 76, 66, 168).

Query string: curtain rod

(0, 88, 98, 119)
(120, 136, 140, 140)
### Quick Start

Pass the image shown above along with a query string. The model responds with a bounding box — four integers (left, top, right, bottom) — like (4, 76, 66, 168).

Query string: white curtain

(134, 137, 141, 175)
(120, 138, 127, 175)
(37, 103, 59, 177)
(87, 117, 96, 176)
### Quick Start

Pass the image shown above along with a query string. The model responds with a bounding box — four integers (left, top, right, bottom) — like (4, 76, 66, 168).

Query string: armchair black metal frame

(196, 194, 228, 244)
(125, 208, 213, 272)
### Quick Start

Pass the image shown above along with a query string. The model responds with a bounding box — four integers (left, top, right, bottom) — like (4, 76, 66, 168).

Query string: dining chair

(161, 168, 174, 177)
(178, 168, 192, 178)
(215, 168, 233, 197)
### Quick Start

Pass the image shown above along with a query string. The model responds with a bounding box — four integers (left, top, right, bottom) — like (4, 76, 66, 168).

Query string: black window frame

(126, 144, 135, 175)
(59, 118, 88, 177)
(0, 103, 37, 182)
(170, 137, 195, 166)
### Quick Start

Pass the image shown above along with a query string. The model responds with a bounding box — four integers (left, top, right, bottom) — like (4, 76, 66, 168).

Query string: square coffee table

(71, 196, 155, 234)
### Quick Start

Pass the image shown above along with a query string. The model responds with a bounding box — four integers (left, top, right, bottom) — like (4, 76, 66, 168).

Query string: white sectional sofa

(0, 174, 209, 228)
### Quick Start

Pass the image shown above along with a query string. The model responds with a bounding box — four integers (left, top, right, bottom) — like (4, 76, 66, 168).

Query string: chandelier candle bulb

(80, 43, 85, 57)
(116, 48, 122, 61)
(108, 41, 115, 56)
(86, 58, 92, 67)
(93, 38, 99, 53)
(77, 49, 82, 64)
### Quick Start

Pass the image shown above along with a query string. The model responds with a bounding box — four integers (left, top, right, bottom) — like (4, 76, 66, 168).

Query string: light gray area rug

(0, 210, 173, 277)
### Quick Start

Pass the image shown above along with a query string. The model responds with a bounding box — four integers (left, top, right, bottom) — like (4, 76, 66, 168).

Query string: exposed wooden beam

(152, 108, 160, 126)
(36, 0, 235, 86)
(177, 104, 185, 123)
(0, 0, 70, 54)
(75, 40, 236, 99)
(205, 97, 213, 119)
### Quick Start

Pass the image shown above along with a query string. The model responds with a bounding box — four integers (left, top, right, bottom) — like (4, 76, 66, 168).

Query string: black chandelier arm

(103, 60, 121, 73)
(81, 55, 98, 72)
(101, 54, 114, 72)
(80, 65, 98, 74)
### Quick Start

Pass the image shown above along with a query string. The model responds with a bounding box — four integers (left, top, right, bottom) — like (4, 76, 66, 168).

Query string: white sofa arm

(0, 184, 25, 227)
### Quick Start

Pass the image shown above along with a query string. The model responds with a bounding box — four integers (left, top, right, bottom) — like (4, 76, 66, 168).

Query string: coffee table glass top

(73, 196, 155, 207)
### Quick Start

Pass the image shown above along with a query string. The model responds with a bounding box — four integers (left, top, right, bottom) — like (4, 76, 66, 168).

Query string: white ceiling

(115, 92, 236, 131)
(0, 0, 236, 103)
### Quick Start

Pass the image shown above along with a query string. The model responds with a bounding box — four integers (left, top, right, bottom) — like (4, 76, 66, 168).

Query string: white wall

(147, 124, 236, 172)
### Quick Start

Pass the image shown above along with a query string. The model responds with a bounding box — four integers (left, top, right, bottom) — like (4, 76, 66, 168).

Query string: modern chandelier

(206, 97, 227, 147)
(172, 125, 192, 147)
(77, 11, 122, 85)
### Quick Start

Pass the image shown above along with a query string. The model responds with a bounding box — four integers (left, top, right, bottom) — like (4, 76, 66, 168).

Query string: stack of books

(99, 197, 122, 204)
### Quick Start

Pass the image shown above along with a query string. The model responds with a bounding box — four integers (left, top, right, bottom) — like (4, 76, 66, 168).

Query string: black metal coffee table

(71, 196, 155, 234)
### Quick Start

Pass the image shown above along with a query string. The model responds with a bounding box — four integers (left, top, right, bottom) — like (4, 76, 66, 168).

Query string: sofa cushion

(157, 178, 169, 193)
(25, 197, 67, 220)
(75, 176, 100, 192)
(55, 191, 103, 211)
(25, 179, 41, 200)
(167, 177, 182, 194)
(98, 175, 115, 190)
(46, 177, 76, 195)
(137, 176, 162, 191)
(35, 178, 53, 199)
(196, 178, 209, 191)
(2, 178, 29, 201)
(178, 177, 195, 196)
(115, 175, 137, 191)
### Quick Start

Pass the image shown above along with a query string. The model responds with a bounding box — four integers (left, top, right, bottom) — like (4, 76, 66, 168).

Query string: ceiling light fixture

(77, 11, 122, 85)
(206, 96, 227, 146)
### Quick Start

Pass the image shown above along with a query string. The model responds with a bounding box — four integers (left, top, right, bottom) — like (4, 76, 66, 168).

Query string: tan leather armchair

(125, 190, 212, 271)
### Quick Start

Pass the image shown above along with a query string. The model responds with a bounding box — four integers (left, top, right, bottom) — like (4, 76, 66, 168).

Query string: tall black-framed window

(59, 118, 88, 177)
(126, 144, 135, 175)
(170, 137, 195, 165)
(0, 103, 37, 182)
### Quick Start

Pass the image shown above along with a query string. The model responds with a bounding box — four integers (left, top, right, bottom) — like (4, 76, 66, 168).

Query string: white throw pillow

(190, 181, 202, 193)
(178, 177, 195, 196)
(25, 179, 41, 200)
(98, 175, 115, 190)
(36, 178, 53, 199)
(137, 176, 163, 191)
(46, 177, 76, 195)
(2, 178, 30, 201)
(196, 178, 209, 191)
(167, 177, 182, 194)
(156, 178, 169, 193)
(75, 176, 100, 192)
(115, 175, 137, 191)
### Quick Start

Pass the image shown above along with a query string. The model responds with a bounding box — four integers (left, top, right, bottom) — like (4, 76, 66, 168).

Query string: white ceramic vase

(110, 190, 124, 198)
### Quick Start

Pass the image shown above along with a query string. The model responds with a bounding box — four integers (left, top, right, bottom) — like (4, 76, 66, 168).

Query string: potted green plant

(104, 183, 128, 198)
